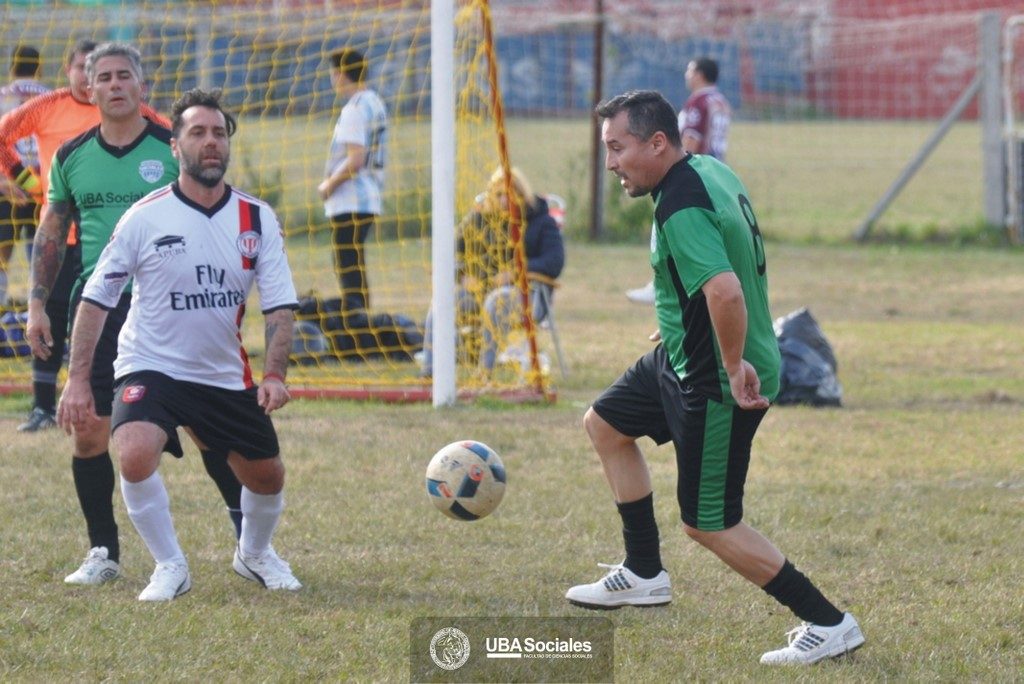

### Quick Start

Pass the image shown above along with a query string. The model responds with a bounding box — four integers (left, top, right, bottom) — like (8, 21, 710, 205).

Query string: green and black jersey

(650, 154, 780, 404)
(48, 120, 178, 287)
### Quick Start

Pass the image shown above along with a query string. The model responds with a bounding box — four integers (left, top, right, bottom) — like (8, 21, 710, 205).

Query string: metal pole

(979, 12, 1004, 230)
(589, 0, 605, 241)
(854, 73, 982, 242)
(1003, 16, 1024, 242)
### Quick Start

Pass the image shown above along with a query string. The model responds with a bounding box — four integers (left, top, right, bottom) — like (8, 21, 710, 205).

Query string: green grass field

(233, 115, 990, 244)
(2, 241, 1022, 681)
(498, 118, 988, 244)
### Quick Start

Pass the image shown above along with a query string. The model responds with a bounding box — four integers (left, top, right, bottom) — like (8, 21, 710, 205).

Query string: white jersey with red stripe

(82, 182, 298, 390)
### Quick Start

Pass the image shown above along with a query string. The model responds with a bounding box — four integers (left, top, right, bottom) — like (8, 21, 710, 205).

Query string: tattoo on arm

(263, 309, 294, 379)
(30, 201, 73, 303)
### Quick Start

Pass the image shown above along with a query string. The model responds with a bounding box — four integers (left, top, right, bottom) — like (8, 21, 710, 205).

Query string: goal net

(487, 0, 1022, 242)
(0, 0, 553, 402)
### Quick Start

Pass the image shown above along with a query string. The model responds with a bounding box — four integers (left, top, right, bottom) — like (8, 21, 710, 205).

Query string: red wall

(826, 0, 1022, 118)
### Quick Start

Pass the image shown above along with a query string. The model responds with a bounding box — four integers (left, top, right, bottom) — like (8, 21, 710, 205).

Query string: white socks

(123, 475, 284, 563)
(239, 487, 283, 558)
(121, 471, 185, 565)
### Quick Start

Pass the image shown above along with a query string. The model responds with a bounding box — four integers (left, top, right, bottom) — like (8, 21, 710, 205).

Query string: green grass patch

(1, 242, 1022, 679)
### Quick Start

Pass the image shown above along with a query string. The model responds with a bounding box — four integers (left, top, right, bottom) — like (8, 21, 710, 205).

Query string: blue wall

(141, 22, 806, 118)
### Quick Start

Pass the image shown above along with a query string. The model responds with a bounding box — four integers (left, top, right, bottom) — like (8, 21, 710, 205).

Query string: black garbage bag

(774, 308, 842, 407)
(328, 311, 424, 363)
(291, 320, 330, 366)
(295, 295, 424, 363)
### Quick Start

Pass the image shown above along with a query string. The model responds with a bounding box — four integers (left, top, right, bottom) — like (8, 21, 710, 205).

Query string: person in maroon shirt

(678, 57, 731, 161)
(626, 57, 732, 304)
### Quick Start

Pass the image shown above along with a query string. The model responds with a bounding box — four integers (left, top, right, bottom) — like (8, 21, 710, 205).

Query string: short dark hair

(10, 45, 41, 78)
(594, 89, 682, 147)
(67, 39, 97, 65)
(170, 88, 237, 138)
(330, 48, 367, 84)
(693, 57, 719, 84)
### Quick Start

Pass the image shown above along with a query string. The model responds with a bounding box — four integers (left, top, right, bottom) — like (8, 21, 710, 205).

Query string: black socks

(200, 450, 243, 539)
(617, 493, 663, 580)
(71, 453, 119, 562)
(762, 560, 844, 627)
(34, 382, 57, 414)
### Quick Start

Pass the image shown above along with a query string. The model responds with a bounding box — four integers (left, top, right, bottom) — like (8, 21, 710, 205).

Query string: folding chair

(526, 192, 568, 378)
(527, 271, 567, 378)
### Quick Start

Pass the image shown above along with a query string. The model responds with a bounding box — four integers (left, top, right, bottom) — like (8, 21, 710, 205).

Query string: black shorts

(111, 370, 281, 460)
(591, 345, 768, 531)
(69, 289, 130, 416)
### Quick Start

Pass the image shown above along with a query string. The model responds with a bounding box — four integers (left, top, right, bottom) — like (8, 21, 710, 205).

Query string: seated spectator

(420, 166, 564, 378)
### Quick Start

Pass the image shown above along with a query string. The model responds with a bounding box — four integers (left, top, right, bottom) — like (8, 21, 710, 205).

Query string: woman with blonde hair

(419, 166, 564, 377)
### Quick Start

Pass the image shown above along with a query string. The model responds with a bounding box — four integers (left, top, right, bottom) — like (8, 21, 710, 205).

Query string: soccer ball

(425, 440, 506, 521)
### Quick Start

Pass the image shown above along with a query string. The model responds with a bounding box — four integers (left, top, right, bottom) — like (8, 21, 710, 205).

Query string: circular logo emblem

(138, 159, 165, 183)
(429, 627, 470, 671)
(236, 231, 262, 258)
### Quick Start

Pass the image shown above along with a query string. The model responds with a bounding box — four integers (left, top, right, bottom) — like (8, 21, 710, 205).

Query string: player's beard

(184, 151, 230, 188)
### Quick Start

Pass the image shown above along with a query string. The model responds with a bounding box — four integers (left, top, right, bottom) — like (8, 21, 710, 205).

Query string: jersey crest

(236, 231, 262, 259)
(138, 159, 166, 183)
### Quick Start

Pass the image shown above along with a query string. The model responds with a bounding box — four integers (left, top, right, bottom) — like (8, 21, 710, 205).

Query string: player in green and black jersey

(51, 118, 176, 291)
(565, 90, 864, 666)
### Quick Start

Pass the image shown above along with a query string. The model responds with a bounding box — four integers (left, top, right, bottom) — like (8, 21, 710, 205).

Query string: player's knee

(683, 522, 714, 545)
(583, 408, 629, 450)
(236, 456, 285, 494)
(582, 407, 603, 440)
(73, 423, 110, 457)
(683, 522, 739, 551)
(118, 450, 160, 483)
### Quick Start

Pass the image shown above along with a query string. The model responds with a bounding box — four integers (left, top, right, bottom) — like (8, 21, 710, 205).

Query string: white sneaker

(64, 546, 121, 585)
(138, 561, 191, 601)
(565, 562, 671, 609)
(233, 545, 302, 591)
(760, 613, 865, 665)
(625, 281, 655, 305)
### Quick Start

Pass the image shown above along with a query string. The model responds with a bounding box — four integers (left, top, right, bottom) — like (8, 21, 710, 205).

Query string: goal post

(0, 0, 554, 404)
(431, 0, 457, 407)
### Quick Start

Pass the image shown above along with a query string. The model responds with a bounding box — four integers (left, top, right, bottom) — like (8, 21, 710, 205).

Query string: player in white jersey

(318, 47, 387, 312)
(61, 89, 301, 601)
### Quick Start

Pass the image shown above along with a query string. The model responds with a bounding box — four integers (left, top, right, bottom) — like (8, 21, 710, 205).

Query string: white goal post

(431, 0, 457, 407)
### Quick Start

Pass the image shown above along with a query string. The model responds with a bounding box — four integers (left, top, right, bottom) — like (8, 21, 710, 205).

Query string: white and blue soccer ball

(425, 440, 506, 521)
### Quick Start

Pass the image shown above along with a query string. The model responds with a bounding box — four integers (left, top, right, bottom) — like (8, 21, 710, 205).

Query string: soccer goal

(0, 0, 553, 405)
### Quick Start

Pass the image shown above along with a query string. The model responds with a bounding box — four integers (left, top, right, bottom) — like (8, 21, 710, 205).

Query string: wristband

(263, 372, 286, 384)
